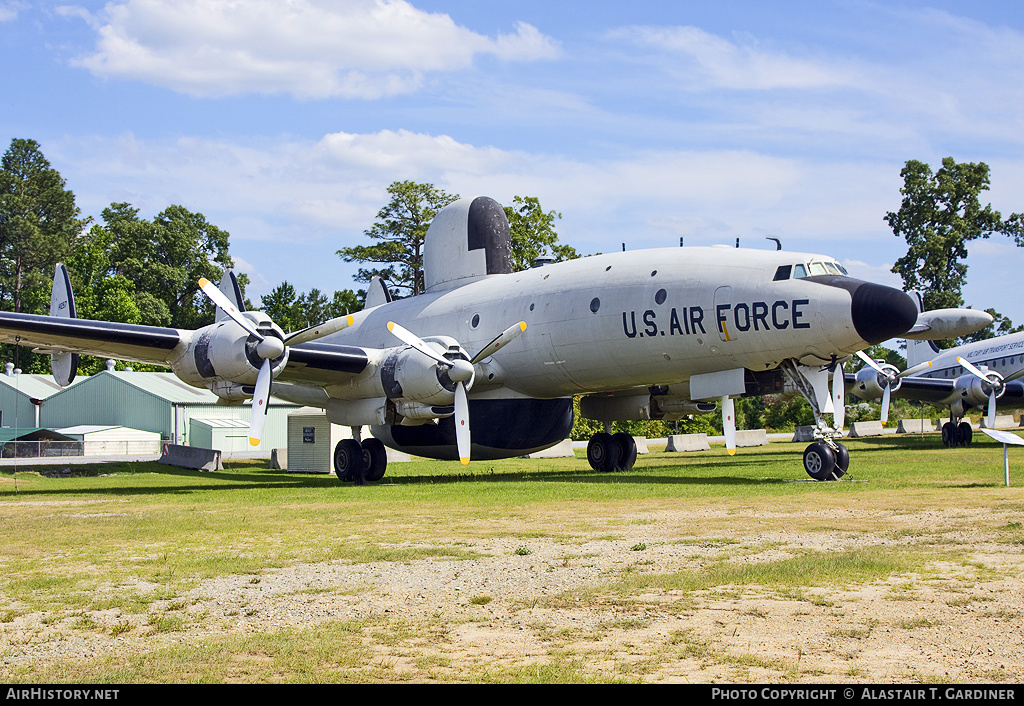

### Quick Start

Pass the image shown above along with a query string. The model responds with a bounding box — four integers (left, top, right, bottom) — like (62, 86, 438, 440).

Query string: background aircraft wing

(0, 311, 182, 366)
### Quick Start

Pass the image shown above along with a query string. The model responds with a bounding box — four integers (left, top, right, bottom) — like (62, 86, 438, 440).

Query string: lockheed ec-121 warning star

(0, 196, 920, 481)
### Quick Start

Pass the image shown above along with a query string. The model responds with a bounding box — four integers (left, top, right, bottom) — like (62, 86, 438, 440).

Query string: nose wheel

(802, 441, 848, 481)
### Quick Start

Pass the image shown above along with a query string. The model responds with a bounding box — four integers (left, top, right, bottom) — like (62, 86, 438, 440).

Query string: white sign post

(980, 428, 1024, 487)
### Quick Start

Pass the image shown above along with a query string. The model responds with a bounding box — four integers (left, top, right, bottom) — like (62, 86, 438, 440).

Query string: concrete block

(898, 418, 936, 434)
(159, 443, 222, 471)
(981, 415, 1016, 429)
(735, 429, 769, 447)
(792, 425, 815, 442)
(665, 434, 710, 452)
(270, 448, 287, 469)
(633, 436, 650, 454)
(848, 420, 885, 438)
(521, 438, 575, 458)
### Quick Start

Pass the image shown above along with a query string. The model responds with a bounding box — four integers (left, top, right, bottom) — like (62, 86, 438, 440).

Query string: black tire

(833, 442, 849, 478)
(361, 438, 388, 482)
(957, 421, 973, 447)
(942, 422, 955, 447)
(803, 441, 838, 481)
(587, 432, 621, 472)
(612, 432, 637, 471)
(334, 438, 364, 483)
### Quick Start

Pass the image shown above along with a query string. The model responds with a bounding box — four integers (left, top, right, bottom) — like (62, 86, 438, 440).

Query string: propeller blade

(387, 321, 451, 367)
(832, 362, 845, 430)
(855, 350, 885, 373)
(957, 356, 988, 381)
(880, 383, 891, 424)
(988, 389, 997, 430)
(200, 277, 263, 340)
(284, 314, 355, 346)
(899, 360, 933, 377)
(248, 358, 272, 446)
(470, 321, 527, 364)
(455, 381, 470, 464)
(722, 396, 736, 456)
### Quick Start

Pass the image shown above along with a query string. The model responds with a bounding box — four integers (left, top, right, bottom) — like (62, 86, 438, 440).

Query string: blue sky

(3, 0, 1024, 329)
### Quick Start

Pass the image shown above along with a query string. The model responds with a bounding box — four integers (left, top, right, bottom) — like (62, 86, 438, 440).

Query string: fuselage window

(773, 265, 792, 281)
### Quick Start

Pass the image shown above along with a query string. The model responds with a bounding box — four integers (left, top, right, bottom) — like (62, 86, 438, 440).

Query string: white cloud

(610, 24, 861, 91)
(0, 1, 26, 22)
(65, 0, 560, 98)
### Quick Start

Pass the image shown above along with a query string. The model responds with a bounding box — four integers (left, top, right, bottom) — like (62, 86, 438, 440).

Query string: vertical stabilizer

(49, 263, 79, 387)
(424, 197, 512, 293)
(215, 270, 246, 323)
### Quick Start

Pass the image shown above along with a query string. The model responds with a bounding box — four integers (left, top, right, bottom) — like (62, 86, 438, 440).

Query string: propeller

(957, 356, 1005, 430)
(387, 320, 527, 464)
(854, 350, 933, 424)
(199, 277, 354, 446)
(721, 396, 736, 456)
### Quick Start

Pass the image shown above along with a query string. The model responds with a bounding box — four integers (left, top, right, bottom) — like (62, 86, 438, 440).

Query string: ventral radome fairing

(0, 196, 919, 481)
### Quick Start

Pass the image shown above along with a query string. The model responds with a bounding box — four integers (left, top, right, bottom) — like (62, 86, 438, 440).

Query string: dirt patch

(1, 505, 1022, 683)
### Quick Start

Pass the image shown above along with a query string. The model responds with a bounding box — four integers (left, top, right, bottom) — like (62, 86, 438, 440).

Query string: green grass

(1, 432, 1022, 683)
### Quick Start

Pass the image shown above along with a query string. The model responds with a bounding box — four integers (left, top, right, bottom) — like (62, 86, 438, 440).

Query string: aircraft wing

(845, 372, 1024, 407)
(0, 311, 372, 384)
(0, 311, 183, 366)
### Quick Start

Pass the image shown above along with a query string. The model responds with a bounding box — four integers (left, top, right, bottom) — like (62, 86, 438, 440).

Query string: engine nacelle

(379, 336, 467, 408)
(956, 370, 1004, 408)
(852, 362, 900, 401)
(170, 313, 288, 388)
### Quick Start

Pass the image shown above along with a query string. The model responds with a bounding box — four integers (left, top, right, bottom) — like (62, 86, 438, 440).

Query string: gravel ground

(2, 504, 1022, 683)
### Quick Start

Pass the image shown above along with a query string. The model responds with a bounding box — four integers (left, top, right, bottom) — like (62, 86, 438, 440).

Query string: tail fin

(214, 270, 246, 323)
(49, 263, 79, 387)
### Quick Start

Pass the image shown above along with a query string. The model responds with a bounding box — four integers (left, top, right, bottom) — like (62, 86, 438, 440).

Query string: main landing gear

(941, 420, 973, 447)
(334, 437, 388, 484)
(586, 431, 638, 472)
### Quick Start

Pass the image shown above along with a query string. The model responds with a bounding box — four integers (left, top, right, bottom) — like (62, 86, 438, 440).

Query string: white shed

(56, 425, 161, 456)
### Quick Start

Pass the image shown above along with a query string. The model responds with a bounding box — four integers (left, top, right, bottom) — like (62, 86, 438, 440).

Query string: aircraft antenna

(766, 237, 782, 250)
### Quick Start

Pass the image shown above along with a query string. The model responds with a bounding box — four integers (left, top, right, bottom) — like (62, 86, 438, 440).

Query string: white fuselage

(323, 246, 888, 400)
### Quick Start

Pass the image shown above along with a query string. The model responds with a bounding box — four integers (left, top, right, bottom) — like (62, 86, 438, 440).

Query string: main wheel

(361, 438, 388, 482)
(611, 432, 637, 471)
(956, 421, 973, 447)
(942, 421, 955, 447)
(803, 441, 838, 481)
(832, 442, 849, 478)
(334, 438, 364, 483)
(587, 432, 621, 472)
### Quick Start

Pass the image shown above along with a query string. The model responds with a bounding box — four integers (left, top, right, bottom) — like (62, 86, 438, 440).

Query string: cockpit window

(824, 261, 842, 275)
(793, 264, 808, 278)
(773, 265, 792, 281)
(808, 261, 829, 276)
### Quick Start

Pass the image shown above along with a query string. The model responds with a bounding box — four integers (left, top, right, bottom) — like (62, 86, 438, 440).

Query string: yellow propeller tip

(199, 277, 209, 287)
(248, 438, 260, 447)
(347, 315, 354, 325)
(387, 321, 395, 331)
(518, 321, 527, 331)
(727, 448, 736, 456)
(460, 457, 470, 465)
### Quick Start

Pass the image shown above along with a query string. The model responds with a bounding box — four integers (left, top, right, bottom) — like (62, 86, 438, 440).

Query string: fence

(0, 440, 161, 458)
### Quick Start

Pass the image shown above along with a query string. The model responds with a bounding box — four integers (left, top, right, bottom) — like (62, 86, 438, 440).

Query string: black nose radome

(849, 282, 918, 344)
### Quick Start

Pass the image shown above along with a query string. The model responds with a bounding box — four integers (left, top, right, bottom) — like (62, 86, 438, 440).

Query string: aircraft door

(714, 286, 734, 343)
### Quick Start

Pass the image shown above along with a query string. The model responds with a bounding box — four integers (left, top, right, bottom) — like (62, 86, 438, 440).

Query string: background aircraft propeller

(854, 350, 933, 424)
(953, 356, 1024, 429)
(199, 277, 354, 446)
(387, 320, 527, 464)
